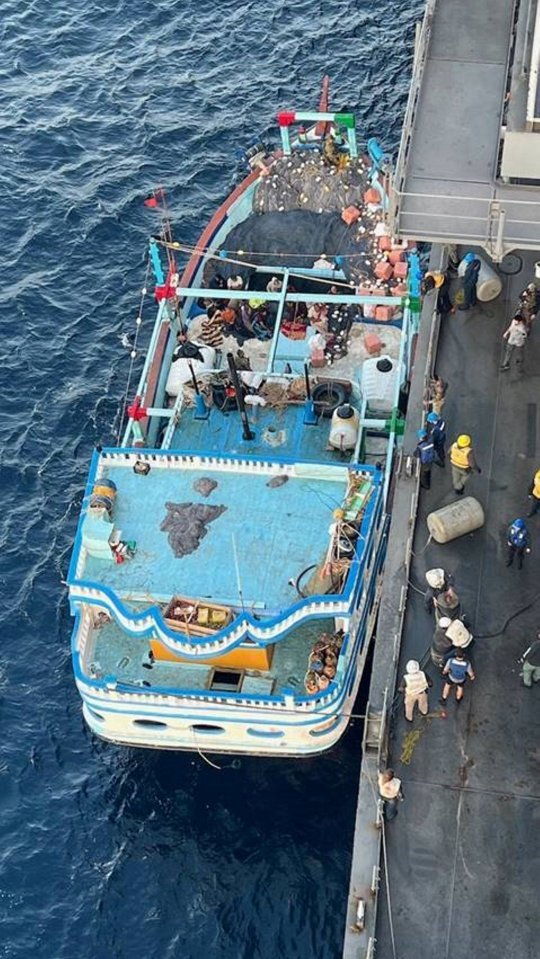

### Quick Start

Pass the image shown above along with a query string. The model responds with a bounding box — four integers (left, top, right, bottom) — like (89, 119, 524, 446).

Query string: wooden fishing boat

(67, 78, 421, 755)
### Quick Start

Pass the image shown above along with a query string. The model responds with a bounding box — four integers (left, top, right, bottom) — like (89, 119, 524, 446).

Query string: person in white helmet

(431, 618, 473, 668)
(399, 660, 433, 722)
(430, 616, 453, 668)
(423, 567, 454, 615)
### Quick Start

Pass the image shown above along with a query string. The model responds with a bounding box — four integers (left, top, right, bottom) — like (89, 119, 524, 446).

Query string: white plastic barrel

(165, 345, 216, 397)
(328, 404, 360, 450)
(458, 254, 502, 302)
(427, 496, 484, 544)
(361, 355, 398, 414)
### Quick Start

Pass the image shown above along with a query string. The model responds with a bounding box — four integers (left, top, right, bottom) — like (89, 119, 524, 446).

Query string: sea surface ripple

(0, 1, 422, 956)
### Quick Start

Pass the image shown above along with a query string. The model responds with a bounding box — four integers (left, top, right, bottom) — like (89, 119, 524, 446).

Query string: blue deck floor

(171, 401, 351, 463)
(92, 617, 336, 693)
(83, 462, 351, 612)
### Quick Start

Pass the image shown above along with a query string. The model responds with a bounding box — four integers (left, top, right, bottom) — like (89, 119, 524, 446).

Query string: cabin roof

(71, 451, 379, 617)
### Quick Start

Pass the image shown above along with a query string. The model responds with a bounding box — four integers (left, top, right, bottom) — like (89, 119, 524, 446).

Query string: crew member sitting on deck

(266, 276, 283, 293)
(200, 305, 225, 348)
(323, 133, 341, 167)
(227, 275, 245, 291)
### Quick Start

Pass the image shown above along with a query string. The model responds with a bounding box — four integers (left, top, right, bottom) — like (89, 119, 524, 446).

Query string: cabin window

(133, 719, 168, 728)
(208, 668, 243, 692)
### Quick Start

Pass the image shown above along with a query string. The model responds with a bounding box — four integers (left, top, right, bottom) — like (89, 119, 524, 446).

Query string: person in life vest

(421, 270, 454, 314)
(506, 518, 531, 569)
(441, 649, 475, 704)
(414, 428, 436, 489)
(423, 567, 454, 615)
(426, 410, 446, 466)
(449, 433, 481, 495)
(399, 660, 433, 722)
(527, 468, 540, 516)
(430, 616, 454, 668)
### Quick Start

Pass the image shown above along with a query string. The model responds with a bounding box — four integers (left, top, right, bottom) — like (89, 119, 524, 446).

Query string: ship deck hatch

(208, 668, 243, 692)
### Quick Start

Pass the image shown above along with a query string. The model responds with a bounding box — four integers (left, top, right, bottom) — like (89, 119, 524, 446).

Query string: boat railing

(77, 551, 382, 716)
(159, 390, 185, 449)
(390, 0, 437, 222)
(73, 518, 388, 715)
(70, 476, 383, 655)
(71, 580, 353, 651)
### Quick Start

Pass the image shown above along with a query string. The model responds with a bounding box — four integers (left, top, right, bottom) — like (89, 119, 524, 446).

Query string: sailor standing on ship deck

(399, 660, 433, 722)
(414, 428, 436, 490)
(449, 434, 481, 495)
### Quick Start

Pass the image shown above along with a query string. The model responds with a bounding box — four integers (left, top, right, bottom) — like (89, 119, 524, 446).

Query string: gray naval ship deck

(342, 0, 540, 956)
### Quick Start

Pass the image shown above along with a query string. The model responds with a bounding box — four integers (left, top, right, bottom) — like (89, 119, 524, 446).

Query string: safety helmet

(527, 283, 536, 292)
(457, 434, 471, 448)
(512, 518, 526, 529)
(446, 620, 473, 648)
(406, 660, 420, 674)
(426, 568, 445, 589)
(438, 617, 452, 629)
(463, 252, 476, 264)
(417, 428, 427, 439)
(426, 411, 439, 424)
(536, 469, 540, 482)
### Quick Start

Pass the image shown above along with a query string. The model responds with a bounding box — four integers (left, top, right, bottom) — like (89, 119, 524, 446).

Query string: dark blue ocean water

(0, 2, 421, 956)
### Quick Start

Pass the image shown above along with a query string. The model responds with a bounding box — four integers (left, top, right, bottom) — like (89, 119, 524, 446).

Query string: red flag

(143, 188, 165, 207)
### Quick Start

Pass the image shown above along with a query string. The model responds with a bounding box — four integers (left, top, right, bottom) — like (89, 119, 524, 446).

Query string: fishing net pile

(201, 151, 405, 293)
(254, 152, 369, 215)
(160, 502, 227, 558)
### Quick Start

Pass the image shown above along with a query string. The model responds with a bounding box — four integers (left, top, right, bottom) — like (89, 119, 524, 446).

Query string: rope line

(362, 761, 398, 959)
(115, 257, 152, 444)
(156, 235, 379, 261)
(156, 238, 372, 289)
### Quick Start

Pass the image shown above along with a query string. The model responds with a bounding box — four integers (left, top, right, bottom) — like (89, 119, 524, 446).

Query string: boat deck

(171, 401, 357, 463)
(81, 457, 356, 613)
(90, 616, 336, 695)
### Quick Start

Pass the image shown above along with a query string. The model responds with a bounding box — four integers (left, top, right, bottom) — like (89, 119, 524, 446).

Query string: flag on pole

(143, 188, 165, 208)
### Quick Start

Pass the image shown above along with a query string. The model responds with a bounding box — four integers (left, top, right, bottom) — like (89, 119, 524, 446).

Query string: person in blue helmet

(426, 410, 446, 466)
(459, 255, 481, 311)
(506, 518, 531, 569)
(414, 427, 436, 489)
